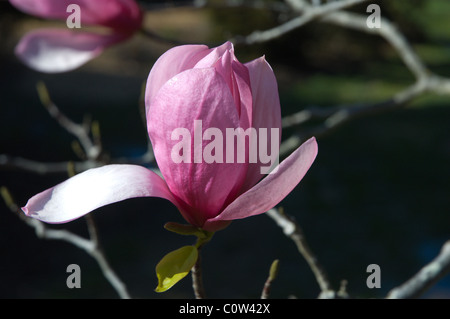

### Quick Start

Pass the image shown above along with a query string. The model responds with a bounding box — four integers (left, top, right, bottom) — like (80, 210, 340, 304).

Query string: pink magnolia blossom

(21, 42, 318, 232)
(9, 0, 142, 72)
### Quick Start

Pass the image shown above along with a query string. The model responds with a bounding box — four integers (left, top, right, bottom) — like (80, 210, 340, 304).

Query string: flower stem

(191, 230, 213, 299)
(191, 247, 205, 299)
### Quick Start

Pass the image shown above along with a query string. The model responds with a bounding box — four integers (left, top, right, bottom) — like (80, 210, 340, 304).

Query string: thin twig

(387, 240, 450, 299)
(279, 76, 450, 158)
(0, 82, 155, 175)
(274, 6, 450, 156)
(1, 187, 131, 299)
(266, 208, 335, 298)
(0, 155, 97, 175)
(0, 153, 155, 175)
(322, 11, 429, 81)
(139, 28, 188, 46)
(261, 259, 280, 299)
(36, 82, 101, 161)
(233, 0, 369, 44)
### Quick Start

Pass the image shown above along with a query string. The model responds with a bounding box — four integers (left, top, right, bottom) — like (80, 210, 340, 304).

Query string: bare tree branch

(271, 7, 450, 156)
(0, 155, 99, 175)
(0, 153, 155, 175)
(0, 187, 131, 299)
(0, 82, 155, 176)
(233, 0, 370, 44)
(266, 208, 338, 298)
(322, 11, 429, 81)
(387, 240, 450, 299)
(36, 82, 101, 161)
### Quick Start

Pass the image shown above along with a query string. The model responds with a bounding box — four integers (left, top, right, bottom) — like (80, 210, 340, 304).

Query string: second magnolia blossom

(9, 0, 143, 72)
(21, 41, 318, 232)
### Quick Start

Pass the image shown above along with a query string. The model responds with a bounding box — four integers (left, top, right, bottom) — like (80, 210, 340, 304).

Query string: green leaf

(163, 222, 215, 242)
(164, 222, 204, 237)
(155, 245, 198, 292)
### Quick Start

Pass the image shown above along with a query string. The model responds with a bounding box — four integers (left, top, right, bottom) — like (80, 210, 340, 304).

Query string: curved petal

(145, 44, 211, 117)
(22, 164, 180, 223)
(145, 42, 236, 119)
(245, 57, 281, 130)
(202, 137, 318, 231)
(9, 0, 142, 31)
(148, 67, 248, 226)
(213, 48, 252, 129)
(192, 41, 232, 69)
(14, 29, 120, 73)
(239, 56, 282, 192)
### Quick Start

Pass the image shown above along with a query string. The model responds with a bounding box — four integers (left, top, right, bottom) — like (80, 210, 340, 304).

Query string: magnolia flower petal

(202, 137, 318, 231)
(22, 164, 179, 223)
(145, 44, 212, 117)
(213, 48, 253, 129)
(239, 56, 282, 192)
(10, 0, 79, 20)
(245, 56, 281, 139)
(14, 29, 119, 73)
(9, 0, 142, 31)
(146, 42, 235, 116)
(148, 67, 248, 226)
(193, 41, 232, 69)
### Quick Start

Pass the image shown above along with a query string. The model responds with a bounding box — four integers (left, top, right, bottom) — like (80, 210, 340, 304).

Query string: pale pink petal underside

(15, 29, 118, 73)
(22, 164, 179, 223)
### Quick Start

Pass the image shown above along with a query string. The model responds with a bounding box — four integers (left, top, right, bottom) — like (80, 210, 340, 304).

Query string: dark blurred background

(1, 0, 449, 298)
